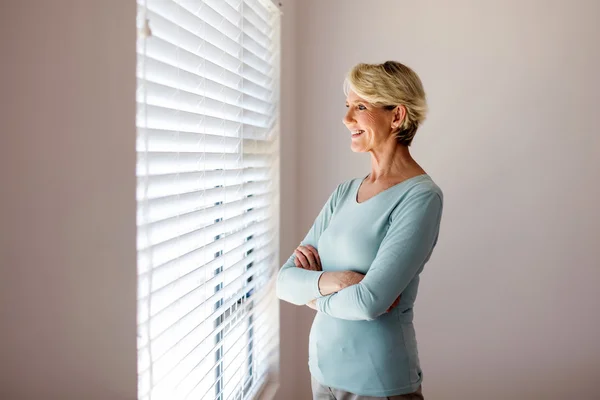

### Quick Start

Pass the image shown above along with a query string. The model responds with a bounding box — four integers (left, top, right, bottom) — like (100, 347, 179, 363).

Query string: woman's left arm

(316, 190, 443, 321)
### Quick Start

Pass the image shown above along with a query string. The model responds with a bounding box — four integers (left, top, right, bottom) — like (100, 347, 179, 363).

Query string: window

(136, 1, 280, 399)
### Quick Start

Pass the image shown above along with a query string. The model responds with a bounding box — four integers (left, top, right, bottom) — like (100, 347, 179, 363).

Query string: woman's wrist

(318, 272, 342, 296)
(318, 271, 364, 296)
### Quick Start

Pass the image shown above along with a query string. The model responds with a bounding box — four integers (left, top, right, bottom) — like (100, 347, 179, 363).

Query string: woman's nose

(343, 109, 353, 125)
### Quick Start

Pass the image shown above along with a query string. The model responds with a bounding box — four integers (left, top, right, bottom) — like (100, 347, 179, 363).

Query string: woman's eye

(358, 105, 367, 110)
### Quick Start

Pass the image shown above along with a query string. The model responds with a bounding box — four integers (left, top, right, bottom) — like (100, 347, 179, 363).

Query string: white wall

(0, 1, 137, 399)
(287, 1, 600, 399)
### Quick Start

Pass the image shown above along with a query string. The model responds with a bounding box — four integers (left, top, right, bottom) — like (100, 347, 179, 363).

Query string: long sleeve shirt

(276, 174, 443, 396)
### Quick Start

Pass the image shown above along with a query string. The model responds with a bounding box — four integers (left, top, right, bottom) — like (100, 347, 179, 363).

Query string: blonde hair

(344, 61, 428, 146)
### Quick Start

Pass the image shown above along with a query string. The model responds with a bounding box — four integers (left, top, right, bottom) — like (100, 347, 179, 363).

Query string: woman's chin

(350, 142, 368, 153)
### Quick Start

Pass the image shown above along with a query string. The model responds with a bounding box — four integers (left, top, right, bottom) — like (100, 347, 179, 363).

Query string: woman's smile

(351, 130, 365, 138)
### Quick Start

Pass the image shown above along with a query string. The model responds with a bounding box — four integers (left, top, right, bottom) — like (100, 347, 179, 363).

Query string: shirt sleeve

(276, 183, 343, 305)
(316, 189, 443, 320)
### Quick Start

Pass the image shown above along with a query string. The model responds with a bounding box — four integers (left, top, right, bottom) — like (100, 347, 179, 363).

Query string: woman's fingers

(296, 246, 319, 270)
(305, 245, 322, 269)
(293, 244, 322, 271)
(294, 249, 310, 269)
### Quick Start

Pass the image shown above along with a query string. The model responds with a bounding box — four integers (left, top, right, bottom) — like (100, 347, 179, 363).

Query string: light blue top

(276, 174, 443, 396)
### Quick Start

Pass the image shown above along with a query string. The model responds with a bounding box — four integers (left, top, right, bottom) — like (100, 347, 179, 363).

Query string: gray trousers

(311, 377, 424, 400)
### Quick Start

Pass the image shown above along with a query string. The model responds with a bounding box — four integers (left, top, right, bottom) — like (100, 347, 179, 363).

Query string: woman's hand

(294, 245, 322, 271)
(386, 295, 401, 312)
(306, 299, 318, 310)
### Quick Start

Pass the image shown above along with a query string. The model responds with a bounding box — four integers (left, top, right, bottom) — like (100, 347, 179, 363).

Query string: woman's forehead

(345, 90, 368, 103)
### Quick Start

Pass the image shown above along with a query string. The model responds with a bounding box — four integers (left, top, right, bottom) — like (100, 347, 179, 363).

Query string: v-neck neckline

(354, 174, 429, 204)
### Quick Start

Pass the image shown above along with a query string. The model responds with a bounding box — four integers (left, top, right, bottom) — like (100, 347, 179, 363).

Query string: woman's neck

(367, 144, 424, 183)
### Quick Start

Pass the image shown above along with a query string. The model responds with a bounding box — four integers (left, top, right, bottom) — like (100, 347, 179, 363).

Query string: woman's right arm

(278, 258, 365, 305)
(276, 254, 323, 305)
(276, 183, 351, 305)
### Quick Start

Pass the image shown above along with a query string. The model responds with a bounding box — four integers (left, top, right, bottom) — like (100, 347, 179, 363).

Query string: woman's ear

(392, 105, 406, 130)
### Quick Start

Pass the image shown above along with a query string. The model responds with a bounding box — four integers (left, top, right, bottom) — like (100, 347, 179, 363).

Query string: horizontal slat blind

(136, 1, 280, 399)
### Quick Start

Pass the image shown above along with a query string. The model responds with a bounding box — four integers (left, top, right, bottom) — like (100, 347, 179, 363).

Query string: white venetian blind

(135, 1, 281, 399)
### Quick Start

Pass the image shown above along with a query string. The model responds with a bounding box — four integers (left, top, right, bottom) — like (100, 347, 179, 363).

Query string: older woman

(276, 61, 443, 400)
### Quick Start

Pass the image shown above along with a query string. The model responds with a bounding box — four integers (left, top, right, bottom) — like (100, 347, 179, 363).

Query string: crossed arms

(276, 188, 442, 321)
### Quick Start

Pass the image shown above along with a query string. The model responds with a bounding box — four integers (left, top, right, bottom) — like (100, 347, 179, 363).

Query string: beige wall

(277, 0, 305, 399)
(0, 1, 137, 399)
(282, 0, 600, 399)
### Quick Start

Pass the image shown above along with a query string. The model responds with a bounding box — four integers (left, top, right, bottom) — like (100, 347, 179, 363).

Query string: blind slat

(137, 37, 273, 97)
(137, 61, 272, 114)
(137, 167, 272, 201)
(137, 207, 271, 270)
(138, 211, 272, 274)
(138, 217, 272, 285)
(137, 193, 271, 249)
(146, 0, 274, 76)
(139, 269, 276, 378)
(138, 49, 272, 102)
(137, 153, 272, 178)
(193, 315, 275, 399)
(243, 28, 271, 58)
(137, 103, 271, 132)
(139, 276, 277, 398)
(139, 80, 273, 123)
(141, 9, 274, 88)
(194, 0, 242, 32)
(138, 251, 275, 352)
(243, 2, 273, 37)
(137, 129, 271, 154)
(138, 124, 268, 145)
(243, 0, 273, 28)
(188, 284, 278, 399)
(141, 248, 274, 337)
(138, 187, 273, 225)
(138, 228, 274, 302)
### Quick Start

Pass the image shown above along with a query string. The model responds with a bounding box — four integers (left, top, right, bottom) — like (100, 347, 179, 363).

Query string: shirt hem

(310, 368, 422, 397)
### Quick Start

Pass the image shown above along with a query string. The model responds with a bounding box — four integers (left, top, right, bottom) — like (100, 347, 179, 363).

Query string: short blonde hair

(344, 61, 427, 146)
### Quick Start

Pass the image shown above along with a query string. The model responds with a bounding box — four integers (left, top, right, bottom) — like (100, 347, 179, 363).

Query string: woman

(276, 61, 443, 400)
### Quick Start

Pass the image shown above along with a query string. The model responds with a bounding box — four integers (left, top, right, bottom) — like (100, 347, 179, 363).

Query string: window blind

(136, 1, 281, 399)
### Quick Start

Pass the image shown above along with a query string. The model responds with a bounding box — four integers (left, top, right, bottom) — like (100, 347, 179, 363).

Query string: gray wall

(0, 1, 137, 399)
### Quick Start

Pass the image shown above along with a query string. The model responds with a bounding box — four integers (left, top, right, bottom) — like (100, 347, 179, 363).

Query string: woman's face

(343, 90, 399, 153)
